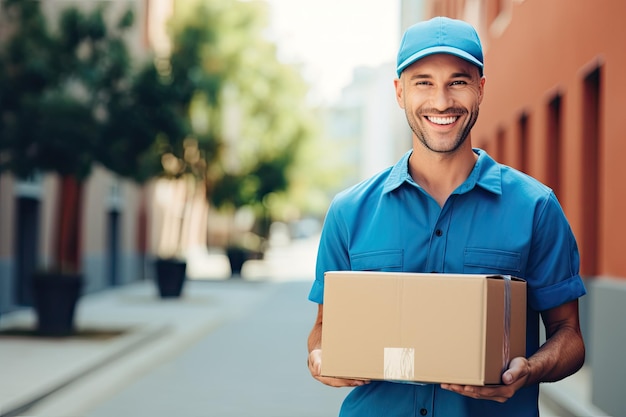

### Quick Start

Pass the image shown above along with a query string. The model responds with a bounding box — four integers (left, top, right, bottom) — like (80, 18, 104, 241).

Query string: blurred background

(0, 0, 625, 416)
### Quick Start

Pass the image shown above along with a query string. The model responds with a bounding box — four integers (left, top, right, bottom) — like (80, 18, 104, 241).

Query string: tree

(0, 1, 150, 273)
(168, 0, 317, 242)
(127, 6, 226, 260)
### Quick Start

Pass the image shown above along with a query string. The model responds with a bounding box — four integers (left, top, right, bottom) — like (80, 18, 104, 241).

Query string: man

(307, 16, 586, 417)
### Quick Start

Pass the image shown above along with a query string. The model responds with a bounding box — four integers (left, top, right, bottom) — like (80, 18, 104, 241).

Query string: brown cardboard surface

(321, 271, 526, 385)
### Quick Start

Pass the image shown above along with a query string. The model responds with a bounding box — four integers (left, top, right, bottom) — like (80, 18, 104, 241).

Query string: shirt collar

(382, 148, 502, 196)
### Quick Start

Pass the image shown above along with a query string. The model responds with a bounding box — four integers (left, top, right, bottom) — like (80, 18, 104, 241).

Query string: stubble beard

(406, 106, 480, 154)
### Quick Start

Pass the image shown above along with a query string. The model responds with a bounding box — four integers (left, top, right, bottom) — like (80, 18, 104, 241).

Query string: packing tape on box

(383, 347, 428, 385)
(502, 275, 511, 374)
(384, 347, 415, 380)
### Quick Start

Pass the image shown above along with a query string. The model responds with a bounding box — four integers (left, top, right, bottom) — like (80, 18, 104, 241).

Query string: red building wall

(443, 0, 626, 278)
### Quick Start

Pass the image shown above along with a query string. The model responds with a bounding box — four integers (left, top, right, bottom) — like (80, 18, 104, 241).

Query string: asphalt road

(82, 280, 347, 417)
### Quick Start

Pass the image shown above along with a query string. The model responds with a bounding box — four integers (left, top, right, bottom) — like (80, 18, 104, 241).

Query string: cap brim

(397, 46, 484, 77)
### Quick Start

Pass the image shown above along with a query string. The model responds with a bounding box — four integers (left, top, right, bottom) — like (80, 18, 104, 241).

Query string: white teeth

(428, 116, 457, 125)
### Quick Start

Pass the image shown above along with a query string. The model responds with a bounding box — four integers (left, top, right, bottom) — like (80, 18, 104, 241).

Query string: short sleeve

(526, 192, 586, 311)
(308, 200, 351, 304)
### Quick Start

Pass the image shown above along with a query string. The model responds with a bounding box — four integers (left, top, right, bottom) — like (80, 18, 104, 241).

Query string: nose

(431, 86, 453, 111)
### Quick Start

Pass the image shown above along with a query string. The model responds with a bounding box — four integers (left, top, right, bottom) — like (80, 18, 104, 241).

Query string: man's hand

(308, 348, 370, 387)
(440, 357, 530, 403)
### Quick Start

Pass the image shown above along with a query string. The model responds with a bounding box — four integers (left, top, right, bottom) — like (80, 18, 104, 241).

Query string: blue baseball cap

(396, 16, 484, 77)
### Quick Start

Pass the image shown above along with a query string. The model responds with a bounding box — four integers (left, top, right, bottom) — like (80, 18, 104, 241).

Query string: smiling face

(395, 54, 485, 155)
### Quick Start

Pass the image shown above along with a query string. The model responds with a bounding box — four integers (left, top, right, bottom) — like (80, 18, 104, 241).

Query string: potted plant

(149, 146, 207, 297)
(131, 9, 225, 296)
(141, 0, 316, 282)
(208, 152, 298, 277)
(0, 2, 151, 335)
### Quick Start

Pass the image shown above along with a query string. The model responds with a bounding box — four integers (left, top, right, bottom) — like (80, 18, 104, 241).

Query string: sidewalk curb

(24, 316, 231, 416)
(1, 324, 167, 417)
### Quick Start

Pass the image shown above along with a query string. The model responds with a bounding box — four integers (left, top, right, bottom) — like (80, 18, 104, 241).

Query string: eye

(450, 80, 468, 86)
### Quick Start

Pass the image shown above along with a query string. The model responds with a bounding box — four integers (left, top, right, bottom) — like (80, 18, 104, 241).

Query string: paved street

(79, 281, 345, 417)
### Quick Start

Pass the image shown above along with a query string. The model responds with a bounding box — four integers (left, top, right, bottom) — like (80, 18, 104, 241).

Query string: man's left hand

(440, 357, 530, 403)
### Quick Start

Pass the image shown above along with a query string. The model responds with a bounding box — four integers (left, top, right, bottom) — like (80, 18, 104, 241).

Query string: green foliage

(125, 0, 322, 231)
(33, 92, 99, 178)
(168, 1, 317, 217)
(121, 1, 228, 183)
(99, 59, 191, 182)
(0, 1, 145, 182)
(0, 0, 334, 233)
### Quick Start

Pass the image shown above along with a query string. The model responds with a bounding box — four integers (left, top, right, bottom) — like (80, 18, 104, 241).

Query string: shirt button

(435, 229, 443, 237)
(420, 408, 428, 416)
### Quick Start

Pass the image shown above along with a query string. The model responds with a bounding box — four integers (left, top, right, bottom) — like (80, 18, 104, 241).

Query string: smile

(426, 116, 458, 125)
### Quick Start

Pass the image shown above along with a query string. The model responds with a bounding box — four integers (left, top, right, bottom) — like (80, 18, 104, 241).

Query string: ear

(394, 77, 405, 109)
(477, 75, 486, 105)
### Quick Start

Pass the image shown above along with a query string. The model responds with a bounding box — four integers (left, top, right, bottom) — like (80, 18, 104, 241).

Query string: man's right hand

(308, 348, 370, 387)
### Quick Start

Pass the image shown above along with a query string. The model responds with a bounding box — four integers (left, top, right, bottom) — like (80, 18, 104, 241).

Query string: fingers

(440, 383, 513, 403)
(316, 375, 370, 387)
(308, 348, 323, 377)
(502, 356, 530, 386)
(308, 348, 370, 387)
(440, 357, 530, 403)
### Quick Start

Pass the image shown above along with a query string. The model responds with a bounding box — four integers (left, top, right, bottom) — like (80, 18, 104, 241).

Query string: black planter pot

(154, 258, 187, 298)
(226, 247, 247, 277)
(226, 247, 264, 278)
(32, 272, 83, 337)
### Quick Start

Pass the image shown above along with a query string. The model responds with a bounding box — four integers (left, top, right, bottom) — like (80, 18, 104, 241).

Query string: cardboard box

(321, 271, 526, 385)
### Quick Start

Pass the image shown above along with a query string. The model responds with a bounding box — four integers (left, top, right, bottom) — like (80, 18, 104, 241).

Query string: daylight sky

(263, 0, 401, 104)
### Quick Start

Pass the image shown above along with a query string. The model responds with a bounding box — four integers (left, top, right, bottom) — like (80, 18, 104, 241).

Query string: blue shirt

(308, 149, 586, 417)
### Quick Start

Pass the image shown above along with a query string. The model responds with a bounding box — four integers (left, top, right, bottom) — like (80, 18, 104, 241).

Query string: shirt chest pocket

(463, 248, 521, 275)
(350, 249, 403, 272)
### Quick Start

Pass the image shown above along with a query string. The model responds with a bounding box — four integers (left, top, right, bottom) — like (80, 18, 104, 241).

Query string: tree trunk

(55, 175, 83, 273)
